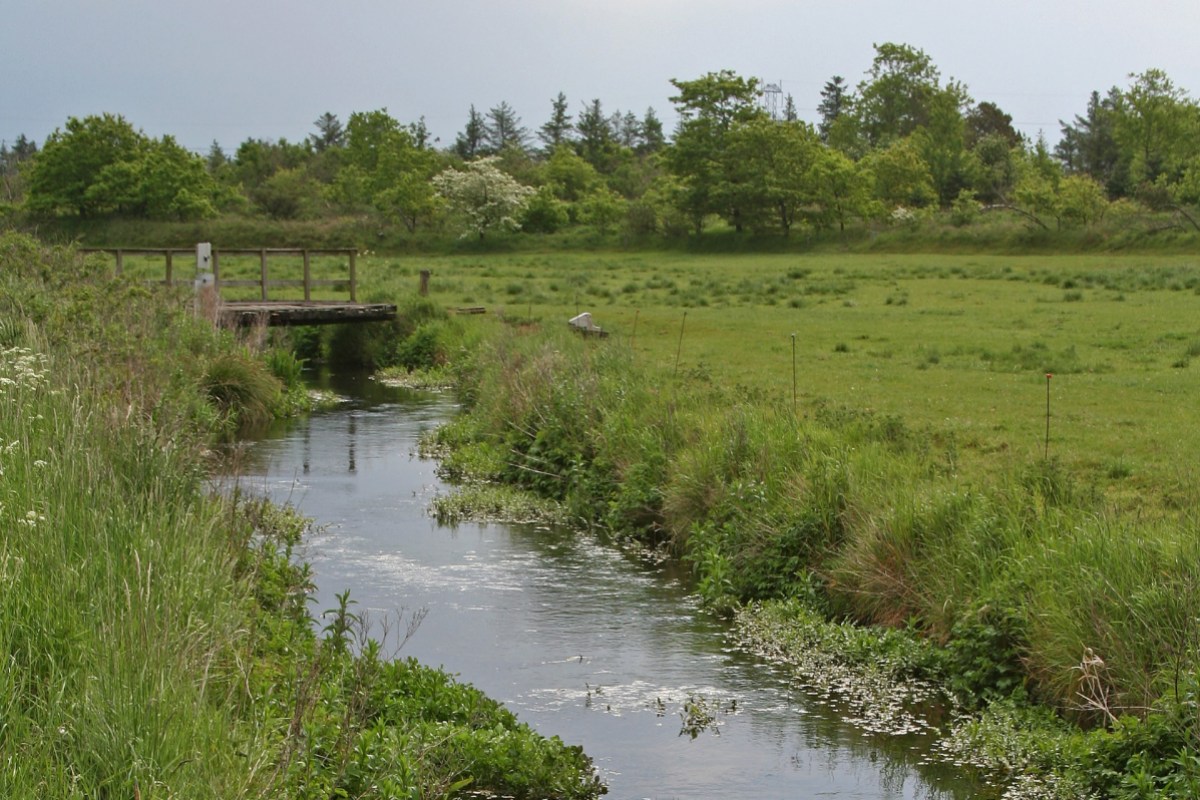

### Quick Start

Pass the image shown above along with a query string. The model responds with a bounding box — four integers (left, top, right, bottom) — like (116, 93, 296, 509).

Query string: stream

(238, 370, 980, 800)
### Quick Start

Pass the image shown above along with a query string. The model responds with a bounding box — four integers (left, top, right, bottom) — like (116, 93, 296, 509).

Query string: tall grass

(0, 342, 259, 795)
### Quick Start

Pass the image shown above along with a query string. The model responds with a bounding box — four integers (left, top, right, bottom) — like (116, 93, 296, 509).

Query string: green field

(364, 251, 1200, 515)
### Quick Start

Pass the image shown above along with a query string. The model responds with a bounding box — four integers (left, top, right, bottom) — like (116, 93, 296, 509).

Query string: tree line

(4, 42, 1200, 238)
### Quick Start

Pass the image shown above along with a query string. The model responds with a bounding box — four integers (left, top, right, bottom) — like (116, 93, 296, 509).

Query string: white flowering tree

(432, 156, 535, 239)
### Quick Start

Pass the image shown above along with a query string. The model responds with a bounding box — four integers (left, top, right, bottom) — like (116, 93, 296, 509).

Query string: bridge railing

(78, 247, 358, 303)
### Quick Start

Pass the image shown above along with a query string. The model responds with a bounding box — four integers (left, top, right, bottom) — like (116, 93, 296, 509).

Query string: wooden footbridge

(80, 246, 396, 326)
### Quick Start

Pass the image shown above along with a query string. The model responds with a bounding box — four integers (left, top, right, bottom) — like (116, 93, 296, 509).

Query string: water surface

(241, 371, 977, 799)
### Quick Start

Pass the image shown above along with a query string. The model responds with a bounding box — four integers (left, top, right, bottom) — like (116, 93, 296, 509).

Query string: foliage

(842, 43, 970, 153)
(665, 69, 765, 232)
(14, 54, 1200, 241)
(432, 156, 536, 239)
(862, 136, 937, 208)
(521, 185, 571, 233)
(1, 134, 37, 204)
(723, 117, 822, 234)
(538, 91, 574, 152)
(333, 109, 440, 231)
(484, 100, 530, 154)
(25, 114, 220, 219)
(251, 166, 325, 220)
(24, 113, 143, 215)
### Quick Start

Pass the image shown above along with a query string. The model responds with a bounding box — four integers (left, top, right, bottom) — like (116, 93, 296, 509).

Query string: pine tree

(538, 92, 573, 152)
(310, 112, 346, 152)
(639, 108, 665, 153)
(783, 94, 798, 122)
(454, 105, 486, 159)
(483, 101, 528, 154)
(817, 76, 847, 142)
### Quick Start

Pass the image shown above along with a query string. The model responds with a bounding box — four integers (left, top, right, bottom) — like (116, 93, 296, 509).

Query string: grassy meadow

(361, 250, 1200, 516)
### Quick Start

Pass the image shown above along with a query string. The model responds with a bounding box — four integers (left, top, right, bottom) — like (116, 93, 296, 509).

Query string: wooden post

(349, 250, 357, 302)
(115, 249, 124, 276)
(260, 248, 269, 301)
(165, 250, 173, 285)
(303, 250, 312, 302)
(212, 250, 220, 291)
(419, 269, 431, 296)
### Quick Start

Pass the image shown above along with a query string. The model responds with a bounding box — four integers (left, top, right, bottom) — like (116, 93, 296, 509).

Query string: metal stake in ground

(791, 333, 797, 416)
(1044, 372, 1053, 460)
(674, 311, 688, 379)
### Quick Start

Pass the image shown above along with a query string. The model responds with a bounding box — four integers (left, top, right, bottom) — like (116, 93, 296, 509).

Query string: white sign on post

(195, 242, 213, 288)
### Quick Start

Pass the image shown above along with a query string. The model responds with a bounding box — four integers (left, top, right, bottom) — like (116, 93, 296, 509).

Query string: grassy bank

(358, 249, 1200, 519)
(426, 321, 1199, 797)
(0, 233, 601, 798)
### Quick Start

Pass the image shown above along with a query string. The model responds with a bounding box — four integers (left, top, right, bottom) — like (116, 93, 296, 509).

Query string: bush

(394, 322, 446, 370)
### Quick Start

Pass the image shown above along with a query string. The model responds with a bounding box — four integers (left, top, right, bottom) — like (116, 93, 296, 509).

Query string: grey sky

(3, 0, 1199, 154)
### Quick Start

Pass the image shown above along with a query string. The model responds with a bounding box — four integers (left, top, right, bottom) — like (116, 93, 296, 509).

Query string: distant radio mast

(761, 80, 782, 120)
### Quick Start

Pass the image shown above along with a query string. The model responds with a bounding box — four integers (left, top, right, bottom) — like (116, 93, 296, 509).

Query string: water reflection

(239, 370, 981, 800)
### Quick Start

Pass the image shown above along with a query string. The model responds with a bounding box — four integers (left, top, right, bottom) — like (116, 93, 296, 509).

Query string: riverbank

(0, 233, 602, 798)
(422, 321, 1200, 798)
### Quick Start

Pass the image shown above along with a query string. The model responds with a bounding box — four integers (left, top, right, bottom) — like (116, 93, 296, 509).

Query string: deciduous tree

(334, 109, 440, 230)
(807, 146, 876, 230)
(1113, 69, 1200, 188)
(431, 156, 535, 239)
(861, 137, 936, 208)
(965, 101, 1020, 149)
(25, 114, 143, 216)
(664, 70, 764, 233)
(26, 115, 217, 219)
(723, 117, 822, 234)
(848, 43, 969, 153)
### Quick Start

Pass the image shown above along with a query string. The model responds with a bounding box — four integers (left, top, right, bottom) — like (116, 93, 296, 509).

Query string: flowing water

(238, 370, 980, 800)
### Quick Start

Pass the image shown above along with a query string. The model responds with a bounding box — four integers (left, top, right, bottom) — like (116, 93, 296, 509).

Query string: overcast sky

(4, 0, 1199, 154)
